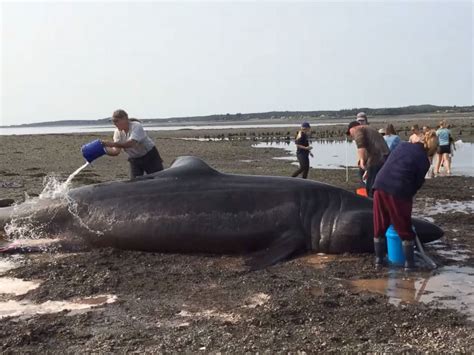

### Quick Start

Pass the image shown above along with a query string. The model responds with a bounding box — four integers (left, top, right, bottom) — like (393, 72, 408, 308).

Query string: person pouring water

(101, 109, 164, 179)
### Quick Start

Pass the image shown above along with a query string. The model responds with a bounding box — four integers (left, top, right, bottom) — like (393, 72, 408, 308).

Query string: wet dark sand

(0, 115, 473, 352)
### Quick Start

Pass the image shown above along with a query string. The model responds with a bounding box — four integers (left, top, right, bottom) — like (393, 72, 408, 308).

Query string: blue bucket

(386, 225, 405, 265)
(81, 139, 106, 163)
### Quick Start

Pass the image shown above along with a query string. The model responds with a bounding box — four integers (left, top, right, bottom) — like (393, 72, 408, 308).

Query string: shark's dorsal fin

(138, 156, 221, 181)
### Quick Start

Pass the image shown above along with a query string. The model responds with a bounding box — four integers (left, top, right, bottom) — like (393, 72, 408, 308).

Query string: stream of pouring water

(65, 162, 90, 185)
(38, 162, 90, 200)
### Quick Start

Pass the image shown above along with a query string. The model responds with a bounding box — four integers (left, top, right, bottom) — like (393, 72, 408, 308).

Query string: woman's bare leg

(434, 153, 442, 175)
(443, 153, 451, 174)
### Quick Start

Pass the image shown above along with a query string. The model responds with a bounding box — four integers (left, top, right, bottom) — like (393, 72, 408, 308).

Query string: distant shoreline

(2, 105, 473, 129)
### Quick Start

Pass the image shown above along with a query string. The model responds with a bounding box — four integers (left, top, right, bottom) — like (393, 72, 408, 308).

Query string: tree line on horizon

(9, 104, 474, 127)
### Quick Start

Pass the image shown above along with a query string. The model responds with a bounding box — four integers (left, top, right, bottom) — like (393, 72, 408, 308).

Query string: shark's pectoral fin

(245, 228, 306, 270)
(327, 210, 374, 253)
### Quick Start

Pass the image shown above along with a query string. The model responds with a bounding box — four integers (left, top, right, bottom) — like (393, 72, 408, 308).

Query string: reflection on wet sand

(0, 277, 41, 296)
(302, 253, 359, 269)
(0, 255, 117, 319)
(0, 295, 117, 319)
(349, 266, 474, 320)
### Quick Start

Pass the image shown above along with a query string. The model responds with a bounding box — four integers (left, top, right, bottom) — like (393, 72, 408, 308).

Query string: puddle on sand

(1, 255, 116, 318)
(349, 266, 474, 320)
(0, 278, 41, 296)
(0, 295, 117, 319)
(178, 309, 241, 324)
(427, 240, 472, 262)
(414, 199, 474, 216)
(302, 253, 360, 269)
(254, 140, 474, 175)
(0, 258, 19, 274)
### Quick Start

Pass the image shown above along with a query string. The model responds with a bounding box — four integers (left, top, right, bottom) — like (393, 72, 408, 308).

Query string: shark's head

(0, 198, 71, 239)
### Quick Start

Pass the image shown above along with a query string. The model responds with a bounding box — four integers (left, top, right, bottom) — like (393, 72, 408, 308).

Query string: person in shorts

(434, 120, 452, 176)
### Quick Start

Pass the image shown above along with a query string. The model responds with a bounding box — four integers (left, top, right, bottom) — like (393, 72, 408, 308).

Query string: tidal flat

(0, 115, 472, 352)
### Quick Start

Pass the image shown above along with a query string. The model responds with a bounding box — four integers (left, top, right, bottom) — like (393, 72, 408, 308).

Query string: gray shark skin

(0, 156, 443, 268)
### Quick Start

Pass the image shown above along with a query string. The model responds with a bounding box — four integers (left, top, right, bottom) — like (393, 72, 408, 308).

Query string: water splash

(4, 163, 91, 241)
(349, 266, 474, 321)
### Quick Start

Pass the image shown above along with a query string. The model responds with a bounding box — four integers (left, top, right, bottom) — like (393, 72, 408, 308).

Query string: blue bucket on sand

(81, 139, 106, 163)
(386, 225, 405, 265)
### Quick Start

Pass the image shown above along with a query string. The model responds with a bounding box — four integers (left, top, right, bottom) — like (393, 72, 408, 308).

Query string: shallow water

(0, 123, 341, 135)
(427, 240, 471, 262)
(303, 254, 474, 320)
(0, 255, 117, 318)
(414, 199, 474, 216)
(253, 140, 474, 176)
(0, 295, 117, 319)
(349, 266, 474, 321)
(254, 139, 356, 170)
(0, 278, 41, 296)
(0, 259, 18, 274)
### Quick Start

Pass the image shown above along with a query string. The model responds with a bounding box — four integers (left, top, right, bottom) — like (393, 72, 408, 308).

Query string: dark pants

(292, 153, 310, 179)
(365, 162, 384, 198)
(128, 146, 164, 179)
(373, 190, 415, 241)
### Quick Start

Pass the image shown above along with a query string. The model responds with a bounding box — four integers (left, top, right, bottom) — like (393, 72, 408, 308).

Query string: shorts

(128, 146, 164, 178)
(437, 145, 451, 155)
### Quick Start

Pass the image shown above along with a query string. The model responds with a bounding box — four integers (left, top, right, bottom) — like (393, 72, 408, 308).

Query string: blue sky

(1, 0, 472, 125)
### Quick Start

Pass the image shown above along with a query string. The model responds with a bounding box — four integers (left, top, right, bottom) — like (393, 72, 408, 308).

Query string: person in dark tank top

(291, 122, 313, 179)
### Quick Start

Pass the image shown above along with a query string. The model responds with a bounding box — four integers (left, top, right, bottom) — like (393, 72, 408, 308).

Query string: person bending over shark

(372, 141, 431, 271)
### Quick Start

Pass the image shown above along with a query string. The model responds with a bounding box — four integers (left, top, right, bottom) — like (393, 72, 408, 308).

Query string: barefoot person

(291, 122, 313, 179)
(101, 109, 164, 179)
(434, 120, 452, 176)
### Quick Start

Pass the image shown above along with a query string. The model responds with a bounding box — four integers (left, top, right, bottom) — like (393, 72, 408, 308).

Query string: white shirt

(113, 121, 155, 158)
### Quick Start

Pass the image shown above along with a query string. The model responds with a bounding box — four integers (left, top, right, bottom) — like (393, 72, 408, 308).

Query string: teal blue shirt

(436, 128, 450, 146)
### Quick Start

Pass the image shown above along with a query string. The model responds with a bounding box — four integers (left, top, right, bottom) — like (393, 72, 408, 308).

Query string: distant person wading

(291, 122, 313, 179)
(101, 109, 164, 179)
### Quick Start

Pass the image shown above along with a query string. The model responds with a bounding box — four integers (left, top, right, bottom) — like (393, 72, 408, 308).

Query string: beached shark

(0, 156, 443, 268)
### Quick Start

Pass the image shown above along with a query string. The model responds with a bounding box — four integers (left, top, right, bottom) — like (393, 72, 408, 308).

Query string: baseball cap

(356, 112, 367, 122)
(346, 120, 360, 135)
(301, 122, 311, 128)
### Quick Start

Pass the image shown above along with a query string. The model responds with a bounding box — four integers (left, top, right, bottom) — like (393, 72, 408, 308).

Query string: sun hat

(346, 121, 360, 135)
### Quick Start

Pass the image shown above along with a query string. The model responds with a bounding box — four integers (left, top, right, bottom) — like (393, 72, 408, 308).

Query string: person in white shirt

(101, 109, 164, 179)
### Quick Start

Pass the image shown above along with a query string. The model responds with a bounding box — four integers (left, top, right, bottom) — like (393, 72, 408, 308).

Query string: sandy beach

(0, 114, 473, 352)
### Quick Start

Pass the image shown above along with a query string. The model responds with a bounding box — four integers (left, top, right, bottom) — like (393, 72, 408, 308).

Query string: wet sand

(0, 115, 473, 352)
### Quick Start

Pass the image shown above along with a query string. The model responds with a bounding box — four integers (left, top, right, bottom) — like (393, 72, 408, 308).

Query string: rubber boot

(403, 240, 416, 271)
(374, 237, 386, 269)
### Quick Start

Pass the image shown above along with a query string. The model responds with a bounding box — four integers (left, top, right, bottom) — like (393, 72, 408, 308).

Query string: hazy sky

(1, 0, 472, 125)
